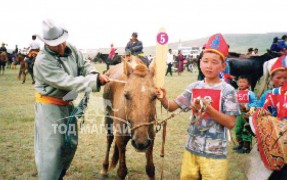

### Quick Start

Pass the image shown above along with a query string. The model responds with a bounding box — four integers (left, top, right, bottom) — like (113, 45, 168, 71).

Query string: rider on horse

(125, 32, 150, 66)
(0, 43, 7, 53)
(25, 35, 40, 66)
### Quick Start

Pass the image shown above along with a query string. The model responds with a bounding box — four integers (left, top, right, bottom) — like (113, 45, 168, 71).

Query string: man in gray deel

(33, 19, 109, 180)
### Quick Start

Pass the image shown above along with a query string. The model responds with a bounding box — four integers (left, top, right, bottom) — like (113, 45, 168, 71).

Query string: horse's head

(122, 56, 156, 151)
(0, 52, 8, 61)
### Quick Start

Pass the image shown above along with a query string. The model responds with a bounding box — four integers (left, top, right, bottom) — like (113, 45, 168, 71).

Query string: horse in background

(0, 52, 8, 75)
(228, 50, 281, 91)
(101, 56, 157, 180)
(257, 54, 287, 97)
(256, 57, 278, 96)
(94, 52, 122, 73)
(15, 53, 35, 84)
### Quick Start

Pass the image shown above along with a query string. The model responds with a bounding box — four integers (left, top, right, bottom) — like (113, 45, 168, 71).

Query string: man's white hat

(37, 19, 68, 46)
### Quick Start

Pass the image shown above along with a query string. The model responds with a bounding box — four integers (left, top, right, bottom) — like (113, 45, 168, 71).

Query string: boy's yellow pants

(180, 150, 228, 180)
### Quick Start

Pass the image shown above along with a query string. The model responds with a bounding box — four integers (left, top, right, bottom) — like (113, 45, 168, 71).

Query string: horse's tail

(109, 144, 119, 170)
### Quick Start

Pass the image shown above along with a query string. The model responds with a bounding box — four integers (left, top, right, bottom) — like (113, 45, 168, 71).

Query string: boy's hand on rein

(155, 88, 166, 100)
(190, 99, 202, 112)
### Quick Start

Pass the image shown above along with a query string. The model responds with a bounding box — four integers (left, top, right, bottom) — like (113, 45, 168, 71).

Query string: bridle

(123, 94, 182, 134)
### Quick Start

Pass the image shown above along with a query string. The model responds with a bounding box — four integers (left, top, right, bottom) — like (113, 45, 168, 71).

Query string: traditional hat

(271, 55, 287, 75)
(204, 33, 229, 60)
(37, 19, 68, 46)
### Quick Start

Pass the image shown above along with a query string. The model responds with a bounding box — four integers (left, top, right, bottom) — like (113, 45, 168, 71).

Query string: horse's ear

(149, 58, 156, 77)
(123, 59, 133, 78)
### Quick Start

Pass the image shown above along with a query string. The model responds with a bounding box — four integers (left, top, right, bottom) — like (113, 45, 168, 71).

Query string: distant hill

(85, 32, 286, 58)
(144, 32, 286, 55)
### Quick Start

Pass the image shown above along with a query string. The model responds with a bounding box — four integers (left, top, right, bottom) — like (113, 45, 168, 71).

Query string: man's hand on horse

(98, 74, 110, 85)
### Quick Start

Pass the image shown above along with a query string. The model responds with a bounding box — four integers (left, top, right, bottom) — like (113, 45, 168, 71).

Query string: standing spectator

(177, 50, 185, 76)
(147, 55, 153, 63)
(165, 49, 173, 76)
(233, 76, 257, 154)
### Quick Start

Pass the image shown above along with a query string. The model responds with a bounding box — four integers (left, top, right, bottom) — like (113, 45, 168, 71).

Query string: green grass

(0, 64, 248, 179)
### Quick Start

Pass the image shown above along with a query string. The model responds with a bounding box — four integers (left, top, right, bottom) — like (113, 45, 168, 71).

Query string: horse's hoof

(32, 81, 35, 84)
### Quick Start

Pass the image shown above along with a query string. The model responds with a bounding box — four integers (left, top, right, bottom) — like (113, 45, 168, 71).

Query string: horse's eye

(124, 92, 131, 100)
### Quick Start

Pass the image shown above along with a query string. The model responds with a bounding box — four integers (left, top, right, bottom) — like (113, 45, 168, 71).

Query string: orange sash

(35, 92, 70, 106)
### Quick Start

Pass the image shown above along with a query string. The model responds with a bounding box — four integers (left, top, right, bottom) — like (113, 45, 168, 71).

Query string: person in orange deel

(156, 34, 240, 180)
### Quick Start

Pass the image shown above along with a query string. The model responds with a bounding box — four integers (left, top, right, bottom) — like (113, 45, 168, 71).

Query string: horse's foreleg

(101, 116, 114, 177)
(18, 67, 22, 80)
(22, 71, 26, 84)
(145, 140, 155, 180)
(117, 136, 129, 180)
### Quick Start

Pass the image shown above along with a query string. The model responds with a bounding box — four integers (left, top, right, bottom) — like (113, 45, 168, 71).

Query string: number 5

(160, 34, 166, 44)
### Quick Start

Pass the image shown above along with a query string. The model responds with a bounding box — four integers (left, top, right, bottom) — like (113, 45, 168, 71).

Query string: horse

(94, 52, 122, 72)
(15, 53, 35, 84)
(101, 56, 157, 180)
(6, 52, 14, 69)
(228, 50, 281, 91)
(0, 52, 8, 75)
(94, 52, 108, 63)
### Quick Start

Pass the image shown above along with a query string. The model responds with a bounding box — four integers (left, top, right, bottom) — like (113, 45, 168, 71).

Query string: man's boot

(233, 141, 243, 151)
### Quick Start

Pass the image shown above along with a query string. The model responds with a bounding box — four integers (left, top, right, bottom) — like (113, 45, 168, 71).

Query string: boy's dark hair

(32, 35, 36, 40)
(203, 51, 224, 62)
(238, 75, 250, 84)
